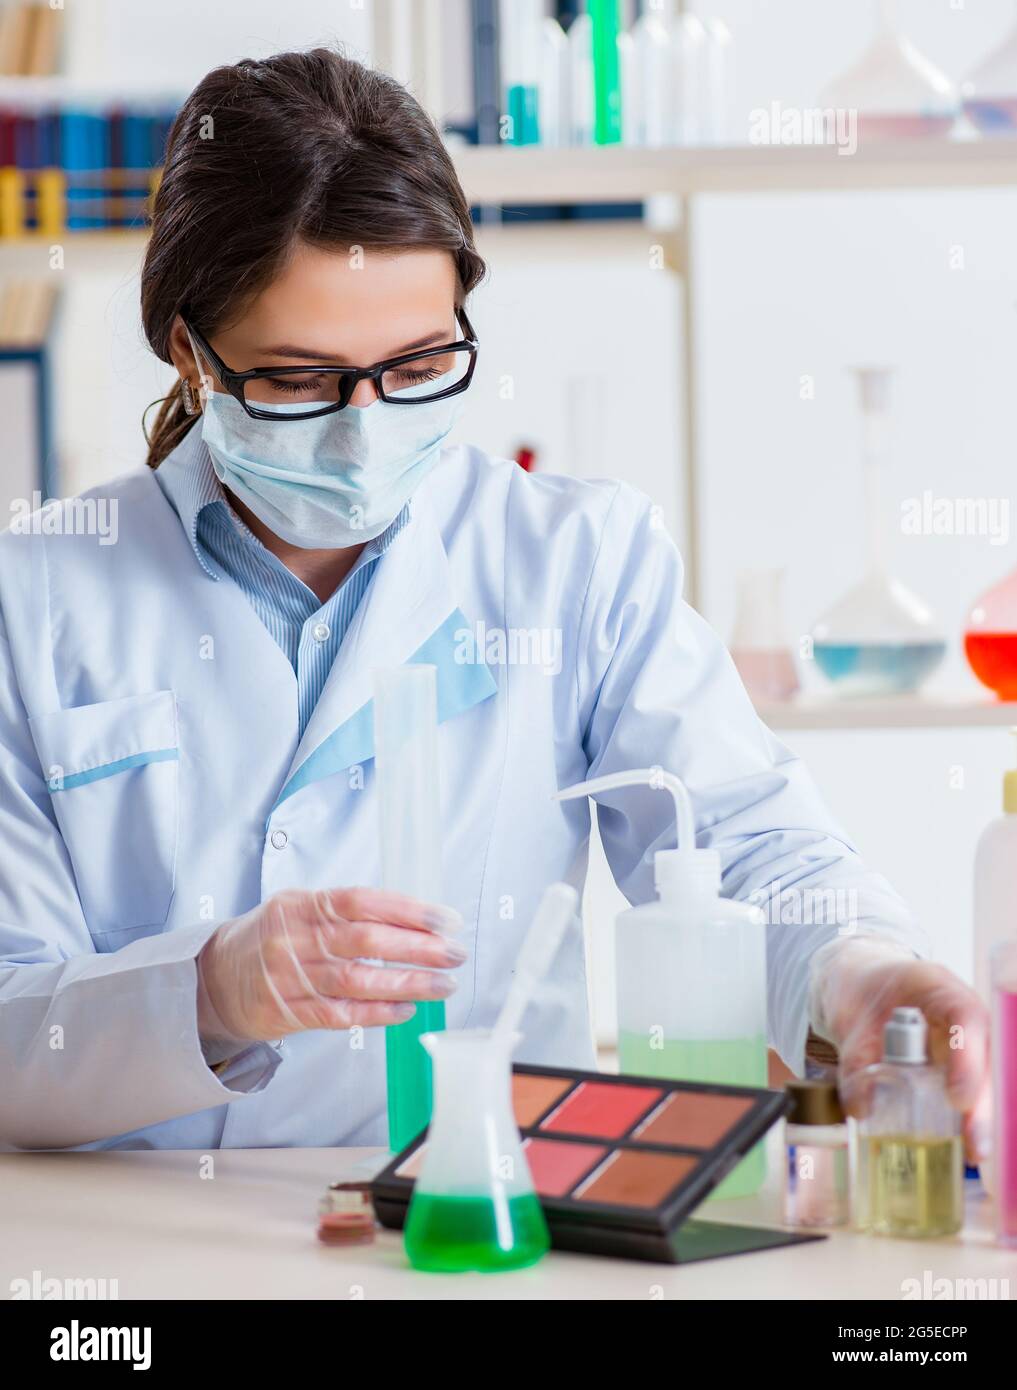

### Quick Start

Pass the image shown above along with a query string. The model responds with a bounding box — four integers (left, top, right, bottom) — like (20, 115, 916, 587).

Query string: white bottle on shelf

(631, 0, 677, 147)
(568, 11, 594, 146)
(973, 729, 1017, 1003)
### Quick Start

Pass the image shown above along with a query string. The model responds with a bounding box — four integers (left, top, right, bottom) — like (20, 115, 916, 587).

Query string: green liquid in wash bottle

(618, 1034, 768, 1198)
(556, 768, 769, 1200)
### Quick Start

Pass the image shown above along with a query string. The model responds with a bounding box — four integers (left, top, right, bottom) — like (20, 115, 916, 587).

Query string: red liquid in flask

(964, 632, 1017, 699)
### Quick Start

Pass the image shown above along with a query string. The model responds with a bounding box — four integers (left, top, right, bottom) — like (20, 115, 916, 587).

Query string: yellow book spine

(35, 168, 65, 237)
(0, 166, 26, 239)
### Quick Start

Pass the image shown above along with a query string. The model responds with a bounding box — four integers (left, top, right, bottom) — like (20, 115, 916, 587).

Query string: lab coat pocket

(29, 690, 180, 944)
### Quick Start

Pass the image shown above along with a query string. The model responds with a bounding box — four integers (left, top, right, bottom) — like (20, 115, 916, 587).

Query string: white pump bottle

(555, 767, 769, 1197)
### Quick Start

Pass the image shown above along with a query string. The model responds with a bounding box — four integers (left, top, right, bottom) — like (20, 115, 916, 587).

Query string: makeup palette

(372, 1063, 825, 1264)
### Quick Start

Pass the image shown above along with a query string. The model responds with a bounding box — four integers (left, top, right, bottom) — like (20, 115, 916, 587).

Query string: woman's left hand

(810, 937, 992, 1165)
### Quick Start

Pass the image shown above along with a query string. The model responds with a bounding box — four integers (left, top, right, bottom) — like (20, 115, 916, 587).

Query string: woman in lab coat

(0, 49, 989, 1153)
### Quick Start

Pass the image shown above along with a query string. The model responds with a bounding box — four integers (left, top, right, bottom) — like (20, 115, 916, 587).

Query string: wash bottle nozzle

(553, 767, 721, 901)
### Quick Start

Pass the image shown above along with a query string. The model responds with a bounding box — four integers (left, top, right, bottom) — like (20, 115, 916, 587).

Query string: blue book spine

(61, 110, 89, 231)
(471, 0, 500, 146)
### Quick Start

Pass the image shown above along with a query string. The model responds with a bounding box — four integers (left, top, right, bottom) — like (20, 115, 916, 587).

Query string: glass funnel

(963, 7, 1017, 135)
(821, 0, 958, 139)
(965, 566, 1017, 699)
(403, 1030, 550, 1273)
(810, 367, 946, 698)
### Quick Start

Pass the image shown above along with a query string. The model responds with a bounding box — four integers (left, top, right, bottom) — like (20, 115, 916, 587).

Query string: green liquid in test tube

(374, 666, 446, 1152)
(590, 0, 622, 145)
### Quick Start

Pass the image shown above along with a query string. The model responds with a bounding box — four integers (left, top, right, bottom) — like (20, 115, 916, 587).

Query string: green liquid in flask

(619, 1033, 768, 1199)
(404, 1192, 549, 1273)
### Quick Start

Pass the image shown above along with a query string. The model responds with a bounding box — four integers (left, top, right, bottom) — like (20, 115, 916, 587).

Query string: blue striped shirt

(156, 440, 408, 737)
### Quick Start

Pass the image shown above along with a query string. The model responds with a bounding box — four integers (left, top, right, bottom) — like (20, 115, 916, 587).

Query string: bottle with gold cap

(973, 728, 1017, 1004)
(783, 1080, 850, 1228)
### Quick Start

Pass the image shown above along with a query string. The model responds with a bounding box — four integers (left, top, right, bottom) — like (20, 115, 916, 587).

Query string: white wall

(688, 0, 1017, 1002)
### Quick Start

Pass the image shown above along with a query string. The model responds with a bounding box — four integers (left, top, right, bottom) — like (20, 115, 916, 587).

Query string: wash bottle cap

(1003, 727, 1017, 814)
(553, 767, 721, 902)
(883, 1006, 928, 1064)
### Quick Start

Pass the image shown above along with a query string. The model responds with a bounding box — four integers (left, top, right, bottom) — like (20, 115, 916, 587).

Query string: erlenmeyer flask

(810, 367, 946, 698)
(821, 0, 958, 139)
(965, 567, 1017, 699)
(403, 1030, 550, 1273)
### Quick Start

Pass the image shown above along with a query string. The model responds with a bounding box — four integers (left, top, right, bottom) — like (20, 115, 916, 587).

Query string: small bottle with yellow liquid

(853, 1007, 963, 1238)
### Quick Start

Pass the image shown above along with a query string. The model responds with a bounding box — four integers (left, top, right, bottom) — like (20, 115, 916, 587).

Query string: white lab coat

(0, 427, 923, 1150)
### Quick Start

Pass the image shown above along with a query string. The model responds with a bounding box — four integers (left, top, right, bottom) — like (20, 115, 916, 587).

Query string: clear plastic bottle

(973, 731, 1017, 1003)
(499, 0, 544, 145)
(854, 1008, 964, 1238)
(631, 0, 677, 147)
(965, 568, 1017, 700)
(555, 767, 768, 1198)
(403, 1030, 550, 1273)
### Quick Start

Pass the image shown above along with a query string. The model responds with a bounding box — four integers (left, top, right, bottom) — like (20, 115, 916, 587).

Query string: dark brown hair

(141, 46, 485, 468)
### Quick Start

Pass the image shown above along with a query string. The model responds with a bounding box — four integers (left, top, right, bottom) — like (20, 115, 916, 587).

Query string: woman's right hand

(195, 887, 466, 1042)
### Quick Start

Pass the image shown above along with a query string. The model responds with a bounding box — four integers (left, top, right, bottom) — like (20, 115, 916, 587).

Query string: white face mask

(196, 375, 466, 550)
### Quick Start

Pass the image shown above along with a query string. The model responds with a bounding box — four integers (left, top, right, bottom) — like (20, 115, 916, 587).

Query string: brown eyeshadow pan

(575, 1149, 698, 1207)
(511, 1073, 575, 1129)
(633, 1090, 756, 1149)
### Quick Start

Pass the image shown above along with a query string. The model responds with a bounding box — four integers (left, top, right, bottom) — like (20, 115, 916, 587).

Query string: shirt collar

(154, 424, 412, 582)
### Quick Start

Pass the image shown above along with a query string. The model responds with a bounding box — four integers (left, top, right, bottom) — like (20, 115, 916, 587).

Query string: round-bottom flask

(965, 566, 1017, 700)
(811, 571, 946, 697)
(404, 1029, 550, 1274)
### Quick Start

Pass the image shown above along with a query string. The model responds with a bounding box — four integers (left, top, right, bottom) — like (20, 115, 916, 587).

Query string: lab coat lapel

(275, 492, 496, 808)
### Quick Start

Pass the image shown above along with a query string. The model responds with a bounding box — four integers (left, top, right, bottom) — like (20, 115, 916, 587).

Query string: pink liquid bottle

(990, 940, 1017, 1248)
(964, 567, 1017, 700)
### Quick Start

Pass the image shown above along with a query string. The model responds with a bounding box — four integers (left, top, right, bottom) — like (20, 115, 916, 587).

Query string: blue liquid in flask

(813, 640, 946, 696)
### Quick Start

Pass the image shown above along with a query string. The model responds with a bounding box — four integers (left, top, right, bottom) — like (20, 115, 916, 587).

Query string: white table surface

(1, 1137, 1011, 1301)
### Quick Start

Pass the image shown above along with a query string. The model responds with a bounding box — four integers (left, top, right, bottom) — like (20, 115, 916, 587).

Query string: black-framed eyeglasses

(183, 308, 478, 421)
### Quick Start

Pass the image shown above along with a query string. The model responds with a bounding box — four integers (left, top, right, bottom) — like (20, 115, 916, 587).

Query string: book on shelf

(0, 2, 63, 78)
(0, 273, 60, 520)
(0, 273, 57, 345)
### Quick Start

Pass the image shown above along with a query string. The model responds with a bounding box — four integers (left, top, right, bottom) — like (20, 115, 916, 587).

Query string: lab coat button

(311, 621, 330, 643)
(270, 829, 288, 850)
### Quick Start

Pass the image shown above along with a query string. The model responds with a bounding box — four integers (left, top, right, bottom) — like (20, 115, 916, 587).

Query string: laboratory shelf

(453, 139, 1017, 205)
(755, 694, 1017, 731)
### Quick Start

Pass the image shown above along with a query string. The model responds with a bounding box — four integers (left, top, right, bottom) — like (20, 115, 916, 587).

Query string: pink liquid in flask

(995, 981, 1017, 1248)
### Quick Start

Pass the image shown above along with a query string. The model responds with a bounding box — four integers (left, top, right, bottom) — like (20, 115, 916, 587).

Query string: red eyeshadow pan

(523, 1138, 608, 1197)
(541, 1081, 663, 1138)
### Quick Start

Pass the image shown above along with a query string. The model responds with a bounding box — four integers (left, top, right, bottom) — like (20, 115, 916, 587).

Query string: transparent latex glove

(809, 936, 992, 1165)
(196, 887, 466, 1043)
